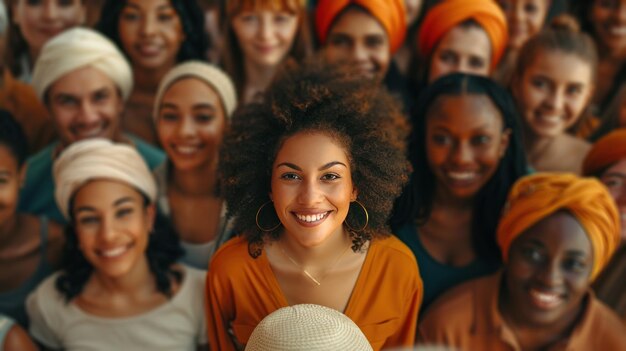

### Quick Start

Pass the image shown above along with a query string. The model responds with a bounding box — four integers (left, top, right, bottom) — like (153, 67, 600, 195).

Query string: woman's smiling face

(270, 131, 356, 248)
(503, 211, 593, 328)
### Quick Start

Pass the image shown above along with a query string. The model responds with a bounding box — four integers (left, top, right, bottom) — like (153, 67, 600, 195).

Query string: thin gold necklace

(279, 242, 351, 286)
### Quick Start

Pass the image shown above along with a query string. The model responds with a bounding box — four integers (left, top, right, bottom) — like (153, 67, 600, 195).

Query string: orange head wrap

(315, 0, 407, 53)
(418, 0, 508, 69)
(497, 173, 621, 281)
(583, 129, 626, 176)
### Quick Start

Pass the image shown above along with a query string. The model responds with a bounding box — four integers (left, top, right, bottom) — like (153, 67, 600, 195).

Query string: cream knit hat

(32, 27, 133, 101)
(245, 304, 373, 351)
(53, 138, 157, 220)
(153, 61, 237, 121)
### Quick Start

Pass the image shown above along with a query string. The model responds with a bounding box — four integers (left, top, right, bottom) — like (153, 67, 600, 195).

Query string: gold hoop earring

(255, 201, 281, 232)
(344, 200, 369, 232)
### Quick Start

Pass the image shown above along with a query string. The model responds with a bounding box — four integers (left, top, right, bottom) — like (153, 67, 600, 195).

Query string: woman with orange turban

(315, 0, 406, 86)
(583, 129, 626, 321)
(420, 173, 626, 349)
(417, 0, 508, 84)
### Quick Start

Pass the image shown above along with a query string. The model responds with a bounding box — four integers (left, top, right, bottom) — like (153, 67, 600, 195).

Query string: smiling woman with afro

(206, 60, 424, 351)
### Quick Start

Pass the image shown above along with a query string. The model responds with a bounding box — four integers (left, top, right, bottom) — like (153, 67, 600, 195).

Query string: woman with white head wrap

(152, 61, 236, 269)
(26, 138, 207, 351)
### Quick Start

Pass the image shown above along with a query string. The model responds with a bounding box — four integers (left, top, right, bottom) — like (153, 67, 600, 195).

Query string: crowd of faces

(2, 0, 626, 349)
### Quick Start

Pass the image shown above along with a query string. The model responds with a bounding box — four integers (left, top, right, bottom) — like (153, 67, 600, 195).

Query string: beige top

(26, 266, 207, 351)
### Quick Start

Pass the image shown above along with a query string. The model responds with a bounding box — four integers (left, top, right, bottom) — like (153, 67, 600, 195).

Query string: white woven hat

(245, 304, 373, 351)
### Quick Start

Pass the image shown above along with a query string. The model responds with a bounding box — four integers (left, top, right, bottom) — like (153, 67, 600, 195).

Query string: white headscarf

(54, 138, 157, 220)
(153, 61, 237, 121)
(32, 27, 133, 101)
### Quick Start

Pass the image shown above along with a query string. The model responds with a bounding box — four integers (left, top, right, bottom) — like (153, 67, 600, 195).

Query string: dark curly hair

(219, 59, 411, 258)
(96, 0, 208, 64)
(0, 109, 28, 167)
(391, 73, 528, 264)
(55, 194, 183, 302)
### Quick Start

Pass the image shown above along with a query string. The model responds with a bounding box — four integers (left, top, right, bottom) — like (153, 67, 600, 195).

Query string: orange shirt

(206, 235, 423, 351)
(0, 69, 56, 155)
(419, 271, 626, 350)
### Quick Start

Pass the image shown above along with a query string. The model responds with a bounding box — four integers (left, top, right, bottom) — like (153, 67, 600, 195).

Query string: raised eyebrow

(160, 102, 179, 111)
(319, 161, 347, 171)
(524, 238, 546, 248)
(92, 87, 111, 97)
(192, 103, 217, 113)
(114, 197, 136, 207)
(276, 162, 302, 171)
(53, 93, 78, 102)
(564, 250, 590, 259)
(75, 205, 97, 214)
(125, 2, 173, 11)
(328, 32, 353, 41)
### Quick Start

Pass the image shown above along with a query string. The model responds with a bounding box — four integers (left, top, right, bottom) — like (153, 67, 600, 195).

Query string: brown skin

(0, 215, 63, 293)
(420, 94, 510, 267)
(3, 323, 38, 351)
(500, 211, 592, 350)
(157, 78, 227, 245)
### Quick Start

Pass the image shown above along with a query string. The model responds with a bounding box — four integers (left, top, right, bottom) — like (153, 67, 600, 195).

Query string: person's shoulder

(180, 265, 207, 289)
(208, 236, 252, 272)
(371, 235, 417, 266)
(24, 144, 56, 176)
(26, 271, 66, 324)
(29, 271, 64, 300)
(421, 273, 495, 329)
(583, 297, 626, 346)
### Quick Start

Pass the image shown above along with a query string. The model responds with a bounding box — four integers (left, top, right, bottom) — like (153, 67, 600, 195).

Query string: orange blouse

(419, 271, 626, 350)
(206, 235, 423, 351)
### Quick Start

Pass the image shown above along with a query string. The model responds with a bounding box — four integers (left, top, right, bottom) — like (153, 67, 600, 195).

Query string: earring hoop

(255, 201, 281, 232)
(344, 200, 369, 232)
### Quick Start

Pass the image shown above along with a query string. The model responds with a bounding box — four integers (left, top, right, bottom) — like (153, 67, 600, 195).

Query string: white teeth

(539, 115, 562, 121)
(609, 26, 626, 36)
(295, 212, 328, 223)
(174, 145, 199, 155)
(77, 126, 104, 138)
(530, 289, 561, 305)
(448, 172, 476, 180)
(100, 246, 127, 258)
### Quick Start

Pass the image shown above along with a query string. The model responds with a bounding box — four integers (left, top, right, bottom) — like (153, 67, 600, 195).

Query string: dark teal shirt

(395, 223, 499, 313)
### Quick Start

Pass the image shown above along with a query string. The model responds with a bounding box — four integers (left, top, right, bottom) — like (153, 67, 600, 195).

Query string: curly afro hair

(219, 59, 411, 257)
